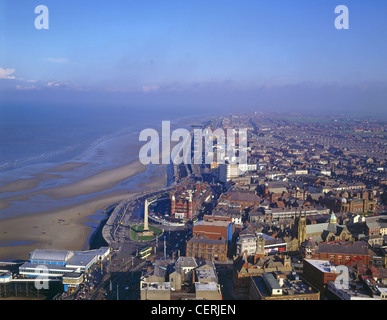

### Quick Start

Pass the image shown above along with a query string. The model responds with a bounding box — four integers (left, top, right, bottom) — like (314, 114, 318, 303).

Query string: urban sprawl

(0, 112, 386, 301)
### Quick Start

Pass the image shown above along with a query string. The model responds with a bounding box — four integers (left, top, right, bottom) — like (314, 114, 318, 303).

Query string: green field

(130, 224, 163, 241)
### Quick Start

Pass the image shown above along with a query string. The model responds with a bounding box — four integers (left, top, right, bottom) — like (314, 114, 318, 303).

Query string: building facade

(186, 237, 228, 262)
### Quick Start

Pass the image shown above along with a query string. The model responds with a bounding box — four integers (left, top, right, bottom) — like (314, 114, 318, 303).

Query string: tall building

(218, 163, 244, 183)
(294, 212, 307, 249)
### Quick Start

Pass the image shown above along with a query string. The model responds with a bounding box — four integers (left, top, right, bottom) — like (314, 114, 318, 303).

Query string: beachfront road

(84, 187, 192, 299)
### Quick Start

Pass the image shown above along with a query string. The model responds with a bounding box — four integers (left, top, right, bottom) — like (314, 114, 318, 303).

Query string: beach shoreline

(0, 113, 205, 262)
(0, 160, 168, 262)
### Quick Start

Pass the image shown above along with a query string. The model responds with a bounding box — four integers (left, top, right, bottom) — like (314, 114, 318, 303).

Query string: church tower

(294, 211, 306, 249)
(326, 210, 338, 234)
(254, 234, 265, 263)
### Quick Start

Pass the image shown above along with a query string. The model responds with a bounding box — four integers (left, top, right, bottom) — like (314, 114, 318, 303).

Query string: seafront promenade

(101, 186, 174, 247)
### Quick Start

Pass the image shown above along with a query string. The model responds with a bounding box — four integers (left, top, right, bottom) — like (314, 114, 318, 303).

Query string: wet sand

(0, 178, 41, 193)
(0, 115, 200, 262)
(0, 160, 167, 261)
(0, 191, 130, 261)
(44, 162, 87, 173)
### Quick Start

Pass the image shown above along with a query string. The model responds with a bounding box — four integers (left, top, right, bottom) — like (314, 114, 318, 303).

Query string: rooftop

(252, 271, 318, 298)
(141, 282, 171, 291)
(317, 243, 369, 255)
(29, 249, 74, 263)
(195, 281, 219, 291)
(195, 220, 231, 227)
(304, 259, 337, 273)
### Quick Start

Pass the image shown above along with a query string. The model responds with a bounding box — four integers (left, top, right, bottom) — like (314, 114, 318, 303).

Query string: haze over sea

(1, 105, 199, 173)
(0, 104, 210, 219)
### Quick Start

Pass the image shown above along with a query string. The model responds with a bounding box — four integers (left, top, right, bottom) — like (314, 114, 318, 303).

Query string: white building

(236, 234, 257, 256)
(18, 247, 110, 292)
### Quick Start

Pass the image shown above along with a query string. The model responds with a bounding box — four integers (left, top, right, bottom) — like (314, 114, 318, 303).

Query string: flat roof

(304, 259, 337, 273)
(141, 282, 171, 290)
(196, 268, 217, 280)
(195, 282, 219, 291)
(195, 220, 231, 227)
(66, 251, 98, 268)
(252, 272, 318, 297)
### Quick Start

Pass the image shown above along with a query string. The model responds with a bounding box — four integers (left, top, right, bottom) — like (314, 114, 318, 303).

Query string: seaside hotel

(18, 247, 110, 293)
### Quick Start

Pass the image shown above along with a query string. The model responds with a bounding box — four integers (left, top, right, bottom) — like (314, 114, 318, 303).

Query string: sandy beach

(0, 159, 167, 261)
(0, 114, 201, 262)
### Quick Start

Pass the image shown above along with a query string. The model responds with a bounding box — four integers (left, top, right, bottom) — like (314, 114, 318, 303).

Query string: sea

(0, 104, 214, 254)
(0, 104, 218, 258)
(0, 104, 208, 176)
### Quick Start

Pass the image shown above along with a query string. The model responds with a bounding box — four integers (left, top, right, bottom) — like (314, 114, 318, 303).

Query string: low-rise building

(249, 271, 320, 300)
(18, 247, 110, 293)
(186, 237, 228, 262)
(313, 243, 371, 267)
(140, 281, 171, 300)
(193, 219, 233, 243)
(195, 282, 222, 300)
(302, 259, 339, 298)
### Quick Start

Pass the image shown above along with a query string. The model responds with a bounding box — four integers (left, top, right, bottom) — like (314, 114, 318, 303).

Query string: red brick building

(193, 220, 233, 243)
(312, 243, 370, 267)
(171, 194, 193, 220)
(218, 190, 262, 210)
(170, 179, 211, 220)
(186, 237, 227, 262)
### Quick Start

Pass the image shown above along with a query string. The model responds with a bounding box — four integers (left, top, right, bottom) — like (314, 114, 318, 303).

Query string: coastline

(0, 160, 168, 262)
(0, 113, 205, 262)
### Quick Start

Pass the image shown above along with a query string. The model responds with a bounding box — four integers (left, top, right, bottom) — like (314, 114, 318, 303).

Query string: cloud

(15, 84, 38, 91)
(142, 85, 160, 93)
(46, 81, 69, 88)
(0, 67, 16, 79)
(14, 80, 70, 91)
(41, 57, 71, 64)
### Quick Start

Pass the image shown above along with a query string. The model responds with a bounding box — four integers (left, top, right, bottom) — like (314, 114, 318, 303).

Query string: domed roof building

(30, 249, 74, 264)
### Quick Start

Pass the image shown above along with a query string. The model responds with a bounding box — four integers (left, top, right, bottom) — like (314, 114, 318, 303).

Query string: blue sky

(1, 0, 387, 114)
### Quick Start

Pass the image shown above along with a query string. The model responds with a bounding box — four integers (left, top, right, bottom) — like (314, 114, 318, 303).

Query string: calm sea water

(0, 104, 214, 257)
(0, 104, 209, 180)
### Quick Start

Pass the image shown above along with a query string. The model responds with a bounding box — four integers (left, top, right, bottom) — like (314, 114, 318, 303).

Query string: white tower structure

(144, 198, 149, 231)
